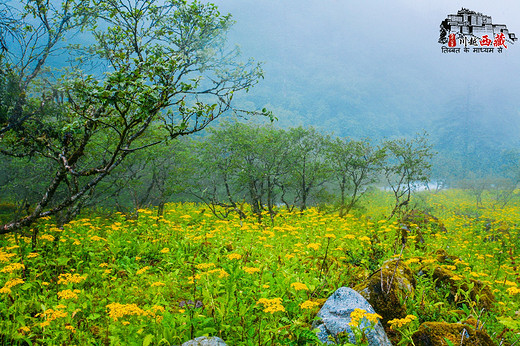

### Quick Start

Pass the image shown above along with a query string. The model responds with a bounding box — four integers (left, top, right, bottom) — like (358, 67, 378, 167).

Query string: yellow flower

(90, 236, 107, 242)
(151, 282, 166, 287)
(257, 298, 285, 313)
(18, 326, 30, 334)
(404, 258, 420, 265)
(300, 300, 320, 310)
(307, 243, 321, 250)
(135, 256, 141, 261)
(196, 262, 215, 270)
(0, 278, 24, 294)
(136, 266, 149, 275)
(291, 282, 309, 291)
(57, 273, 87, 285)
(243, 267, 261, 274)
(65, 325, 76, 333)
(344, 234, 355, 240)
(1, 262, 25, 273)
(160, 248, 170, 254)
(0, 250, 16, 263)
(349, 308, 382, 327)
(358, 236, 371, 242)
(324, 234, 336, 239)
(58, 289, 80, 300)
(148, 305, 165, 314)
(99, 263, 109, 268)
(387, 315, 417, 329)
(349, 308, 367, 327)
(207, 268, 229, 278)
(366, 312, 383, 324)
(41, 308, 68, 322)
(507, 287, 520, 295)
(106, 303, 147, 321)
(226, 253, 242, 260)
(40, 234, 55, 242)
(27, 253, 39, 258)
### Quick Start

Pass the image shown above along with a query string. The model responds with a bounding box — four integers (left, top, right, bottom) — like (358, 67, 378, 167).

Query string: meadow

(0, 189, 519, 345)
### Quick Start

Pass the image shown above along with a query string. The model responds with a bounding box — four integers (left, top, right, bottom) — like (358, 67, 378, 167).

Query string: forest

(0, 0, 519, 345)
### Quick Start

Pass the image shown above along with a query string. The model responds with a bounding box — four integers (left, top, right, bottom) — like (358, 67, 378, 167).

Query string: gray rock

(313, 287, 392, 345)
(181, 336, 227, 346)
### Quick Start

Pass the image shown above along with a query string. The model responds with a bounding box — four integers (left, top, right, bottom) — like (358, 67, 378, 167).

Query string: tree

(383, 132, 434, 219)
(187, 123, 249, 220)
(189, 122, 293, 221)
(327, 137, 385, 217)
(92, 131, 192, 217)
(284, 127, 330, 212)
(0, 0, 269, 234)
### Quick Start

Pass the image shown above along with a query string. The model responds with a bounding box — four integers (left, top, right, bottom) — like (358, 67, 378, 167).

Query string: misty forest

(0, 0, 519, 345)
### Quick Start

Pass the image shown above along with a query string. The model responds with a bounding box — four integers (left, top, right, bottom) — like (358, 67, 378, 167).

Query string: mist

(212, 0, 520, 169)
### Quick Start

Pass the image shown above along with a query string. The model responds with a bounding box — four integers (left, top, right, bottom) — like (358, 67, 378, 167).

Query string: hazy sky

(211, 0, 520, 142)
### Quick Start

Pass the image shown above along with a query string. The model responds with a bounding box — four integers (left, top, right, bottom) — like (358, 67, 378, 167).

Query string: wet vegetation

(1, 0, 520, 344)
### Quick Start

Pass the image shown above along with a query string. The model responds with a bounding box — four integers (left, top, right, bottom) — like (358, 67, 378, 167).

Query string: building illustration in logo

(439, 8, 516, 53)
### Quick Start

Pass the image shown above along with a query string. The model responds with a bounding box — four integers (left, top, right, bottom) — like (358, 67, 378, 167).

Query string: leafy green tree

(93, 131, 192, 216)
(327, 137, 385, 217)
(189, 122, 292, 221)
(187, 124, 248, 219)
(0, 0, 268, 233)
(284, 127, 330, 212)
(383, 132, 434, 219)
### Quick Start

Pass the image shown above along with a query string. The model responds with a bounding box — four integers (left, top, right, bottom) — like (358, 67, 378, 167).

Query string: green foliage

(327, 137, 385, 216)
(0, 0, 266, 233)
(0, 189, 518, 344)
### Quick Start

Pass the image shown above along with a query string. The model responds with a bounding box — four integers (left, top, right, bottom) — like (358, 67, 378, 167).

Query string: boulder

(181, 336, 227, 346)
(313, 287, 392, 345)
(355, 258, 416, 326)
(432, 266, 495, 311)
(412, 321, 494, 346)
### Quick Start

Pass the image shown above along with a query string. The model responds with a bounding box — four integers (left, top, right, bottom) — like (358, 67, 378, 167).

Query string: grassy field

(0, 190, 519, 345)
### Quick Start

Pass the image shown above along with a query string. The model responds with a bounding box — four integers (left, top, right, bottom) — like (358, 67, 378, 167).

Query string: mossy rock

(412, 321, 494, 346)
(432, 267, 495, 311)
(402, 209, 447, 233)
(355, 258, 416, 327)
(434, 249, 460, 264)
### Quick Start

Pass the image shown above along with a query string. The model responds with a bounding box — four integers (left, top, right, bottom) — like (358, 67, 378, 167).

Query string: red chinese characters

(479, 35, 492, 46)
(448, 33, 457, 47)
(493, 32, 508, 48)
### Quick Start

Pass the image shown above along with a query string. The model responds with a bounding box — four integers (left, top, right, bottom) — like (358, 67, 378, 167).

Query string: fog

(212, 0, 520, 154)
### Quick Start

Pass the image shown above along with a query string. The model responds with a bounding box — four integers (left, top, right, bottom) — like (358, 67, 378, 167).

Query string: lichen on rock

(355, 258, 416, 327)
(412, 321, 494, 346)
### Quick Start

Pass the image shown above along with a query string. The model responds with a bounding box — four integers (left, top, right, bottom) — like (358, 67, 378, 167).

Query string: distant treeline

(2, 122, 519, 223)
